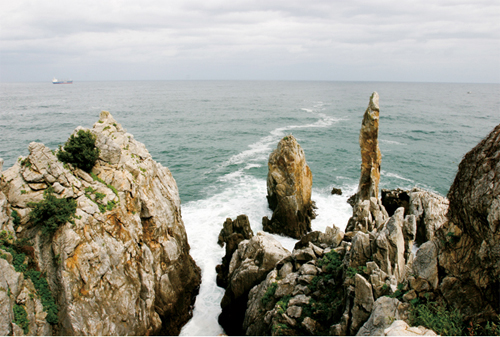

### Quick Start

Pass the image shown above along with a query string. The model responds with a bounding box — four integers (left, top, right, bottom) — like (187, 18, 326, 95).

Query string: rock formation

(438, 124, 500, 321)
(0, 111, 201, 335)
(262, 135, 314, 239)
(346, 92, 389, 234)
(219, 232, 290, 335)
(216, 214, 254, 288)
(358, 92, 382, 203)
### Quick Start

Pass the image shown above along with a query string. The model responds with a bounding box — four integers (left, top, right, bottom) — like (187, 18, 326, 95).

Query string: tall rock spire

(357, 91, 382, 202)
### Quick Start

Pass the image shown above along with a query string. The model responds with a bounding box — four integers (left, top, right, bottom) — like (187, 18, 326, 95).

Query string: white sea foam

(216, 109, 341, 171)
(180, 104, 350, 335)
(381, 170, 415, 183)
(380, 139, 407, 145)
(180, 171, 355, 335)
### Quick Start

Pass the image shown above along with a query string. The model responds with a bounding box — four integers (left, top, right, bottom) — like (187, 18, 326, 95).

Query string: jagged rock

(383, 320, 437, 336)
(356, 296, 408, 336)
(412, 241, 438, 290)
(331, 187, 342, 195)
(349, 231, 371, 269)
(294, 225, 344, 250)
(350, 274, 375, 334)
(357, 92, 382, 203)
(216, 215, 254, 288)
(219, 232, 290, 335)
(371, 208, 407, 283)
(438, 124, 500, 321)
(382, 188, 411, 217)
(408, 188, 448, 244)
(0, 111, 201, 335)
(262, 135, 314, 239)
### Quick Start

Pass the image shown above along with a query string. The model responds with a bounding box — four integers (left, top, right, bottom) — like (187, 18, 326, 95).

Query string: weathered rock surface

(357, 92, 382, 203)
(356, 296, 408, 336)
(383, 320, 437, 336)
(0, 111, 201, 335)
(219, 232, 290, 335)
(216, 214, 254, 288)
(438, 123, 500, 321)
(262, 135, 314, 239)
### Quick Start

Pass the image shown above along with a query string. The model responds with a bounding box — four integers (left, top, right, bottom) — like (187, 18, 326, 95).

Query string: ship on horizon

(52, 78, 73, 84)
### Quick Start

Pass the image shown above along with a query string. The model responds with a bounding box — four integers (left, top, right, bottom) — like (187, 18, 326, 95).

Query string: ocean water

(1, 81, 499, 335)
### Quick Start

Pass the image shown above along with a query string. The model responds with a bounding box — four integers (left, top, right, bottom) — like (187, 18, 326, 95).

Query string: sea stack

(262, 135, 314, 239)
(358, 91, 382, 202)
(346, 92, 388, 233)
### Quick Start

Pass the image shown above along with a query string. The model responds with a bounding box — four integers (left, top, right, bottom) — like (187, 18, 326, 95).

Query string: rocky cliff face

(262, 135, 314, 239)
(438, 124, 500, 321)
(0, 111, 201, 335)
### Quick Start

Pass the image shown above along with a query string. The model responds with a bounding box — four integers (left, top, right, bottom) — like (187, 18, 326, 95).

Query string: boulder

(0, 111, 201, 335)
(219, 232, 290, 335)
(262, 135, 314, 239)
(216, 215, 254, 288)
(438, 124, 500, 320)
(356, 296, 408, 336)
(383, 320, 437, 336)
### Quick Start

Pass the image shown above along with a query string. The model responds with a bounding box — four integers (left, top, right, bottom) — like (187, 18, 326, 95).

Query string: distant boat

(52, 78, 73, 84)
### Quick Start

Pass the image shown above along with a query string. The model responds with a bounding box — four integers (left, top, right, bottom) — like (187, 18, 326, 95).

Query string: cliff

(0, 111, 201, 335)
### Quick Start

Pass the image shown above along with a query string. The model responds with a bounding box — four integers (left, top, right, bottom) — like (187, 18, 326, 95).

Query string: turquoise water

(1, 81, 499, 334)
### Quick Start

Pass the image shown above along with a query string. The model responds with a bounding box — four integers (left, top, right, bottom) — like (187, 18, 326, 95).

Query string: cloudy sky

(1, 0, 499, 83)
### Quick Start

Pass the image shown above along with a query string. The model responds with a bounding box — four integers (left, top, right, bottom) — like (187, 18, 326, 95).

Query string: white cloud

(1, 0, 499, 82)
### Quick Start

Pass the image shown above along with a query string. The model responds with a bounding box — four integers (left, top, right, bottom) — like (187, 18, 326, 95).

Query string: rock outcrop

(438, 124, 500, 321)
(216, 214, 254, 288)
(0, 111, 201, 335)
(262, 135, 314, 239)
(219, 232, 290, 335)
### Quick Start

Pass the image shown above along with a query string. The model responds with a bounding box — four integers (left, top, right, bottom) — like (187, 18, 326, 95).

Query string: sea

(0, 81, 498, 335)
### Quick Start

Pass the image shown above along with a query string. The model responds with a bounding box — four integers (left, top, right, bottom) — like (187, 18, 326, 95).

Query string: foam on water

(216, 107, 341, 171)
(180, 104, 354, 335)
(180, 171, 355, 335)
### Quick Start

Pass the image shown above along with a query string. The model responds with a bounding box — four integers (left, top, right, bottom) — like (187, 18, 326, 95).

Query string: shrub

(11, 210, 21, 227)
(261, 282, 278, 306)
(409, 301, 464, 336)
(57, 129, 100, 172)
(28, 187, 77, 236)
(13, 304, 29, 334)
(25, 270, 59, 324)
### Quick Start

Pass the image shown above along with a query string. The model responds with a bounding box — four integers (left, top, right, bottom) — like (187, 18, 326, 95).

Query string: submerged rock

(262, 135, 314, 239)
(0, 111, 201, 335)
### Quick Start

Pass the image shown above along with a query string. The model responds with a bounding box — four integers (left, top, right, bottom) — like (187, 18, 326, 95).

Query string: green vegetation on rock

(28, 187, 77, 236)
(57, 129, 100, 172)
(13, 304, 29, 334)
(25, 270, 59, 325)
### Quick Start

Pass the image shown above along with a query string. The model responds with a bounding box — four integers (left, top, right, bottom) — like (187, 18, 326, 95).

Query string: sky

(1, 0, 499, 83)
